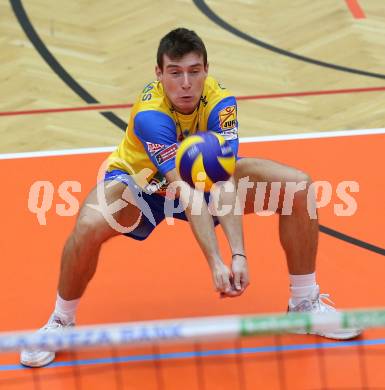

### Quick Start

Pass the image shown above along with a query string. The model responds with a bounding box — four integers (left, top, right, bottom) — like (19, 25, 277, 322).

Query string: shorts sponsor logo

(144, 176, 168, 194)
(219, 105, 237, 130)
(146, 142, 165, 156)
(155, 143, 178, 165)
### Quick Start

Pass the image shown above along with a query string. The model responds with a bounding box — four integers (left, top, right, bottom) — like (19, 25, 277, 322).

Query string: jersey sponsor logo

(146, 142, 165, 156)
(141, 83, 154, 101)
(142, 83, 154, 94)
(200, 95, 208, 107)
(220, 127, 238, 141)
(219, 105, 237, 130)
(155, 143, 178, 165)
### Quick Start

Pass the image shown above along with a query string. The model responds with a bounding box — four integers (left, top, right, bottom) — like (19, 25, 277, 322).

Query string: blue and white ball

(175, 131, 236, 191)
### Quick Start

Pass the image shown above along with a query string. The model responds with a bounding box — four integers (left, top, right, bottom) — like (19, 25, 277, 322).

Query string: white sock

(54, 293, 80, 324)
(289, 272, 317, 305)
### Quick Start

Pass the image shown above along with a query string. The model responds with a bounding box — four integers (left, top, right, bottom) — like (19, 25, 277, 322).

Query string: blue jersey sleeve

(134, 111, 178, 176)
(207, 96, 239, 157)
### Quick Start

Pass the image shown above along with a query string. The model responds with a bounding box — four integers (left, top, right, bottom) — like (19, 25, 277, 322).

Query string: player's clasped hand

(211, 255, 249, 298)
(231, 254, 250, 292)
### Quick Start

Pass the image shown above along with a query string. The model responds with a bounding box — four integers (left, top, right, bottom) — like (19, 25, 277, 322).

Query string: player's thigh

(235, 158, 311, 214)
(76, 180, 142, 238)
(235, 157, 310, 183)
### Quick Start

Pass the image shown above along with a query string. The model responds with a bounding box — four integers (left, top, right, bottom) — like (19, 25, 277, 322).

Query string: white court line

(240, 127, 385, 143)
(0, 127, 384, 160)
(0, 146, 116, 160)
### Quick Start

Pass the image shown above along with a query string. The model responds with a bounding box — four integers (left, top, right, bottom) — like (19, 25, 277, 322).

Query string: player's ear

(155, 65, 162, 81)
(204, 62, 209, 75)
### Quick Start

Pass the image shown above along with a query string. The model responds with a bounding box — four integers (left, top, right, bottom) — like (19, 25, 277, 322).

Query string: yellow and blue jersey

(108, 76, 239, 194)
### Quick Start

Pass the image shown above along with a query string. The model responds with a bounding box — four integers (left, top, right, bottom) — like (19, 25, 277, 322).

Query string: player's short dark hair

(157, 28, 207, 70)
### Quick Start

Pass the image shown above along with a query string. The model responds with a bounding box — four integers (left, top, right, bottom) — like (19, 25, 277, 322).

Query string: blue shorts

(104, 170, 219, 241)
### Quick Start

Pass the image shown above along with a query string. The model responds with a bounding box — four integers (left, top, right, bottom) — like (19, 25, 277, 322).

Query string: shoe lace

(312, 293, 335, 313)
(43, 315, 68, 331)
(43, 322, 62, 331)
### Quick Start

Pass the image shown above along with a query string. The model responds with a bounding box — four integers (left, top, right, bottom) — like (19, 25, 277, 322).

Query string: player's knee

(296, 171, 312, 186)
(74, 214, 115, 244)
(290, 171, 313, 209)
(234, 158, 256, 180)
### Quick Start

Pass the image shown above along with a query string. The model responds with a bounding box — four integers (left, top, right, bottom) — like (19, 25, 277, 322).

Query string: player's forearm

(212, 179, 245, 255)
(165, 169, 223, 267)
(184, 199, 222, 266)
(217, 212, 245, 255)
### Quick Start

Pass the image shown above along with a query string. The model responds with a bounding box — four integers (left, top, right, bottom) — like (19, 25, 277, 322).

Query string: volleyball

(175, 131, 236, 191)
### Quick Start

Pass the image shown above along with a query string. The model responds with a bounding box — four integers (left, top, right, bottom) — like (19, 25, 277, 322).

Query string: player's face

(156, 52, 208, 114)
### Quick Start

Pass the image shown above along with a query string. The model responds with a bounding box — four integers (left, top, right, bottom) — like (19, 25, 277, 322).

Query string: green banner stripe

(241, 313, 312, 336)
(240, 310, 385, 337)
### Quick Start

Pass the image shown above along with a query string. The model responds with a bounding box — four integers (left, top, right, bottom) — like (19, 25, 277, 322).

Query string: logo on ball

(175, 131, 236, 192)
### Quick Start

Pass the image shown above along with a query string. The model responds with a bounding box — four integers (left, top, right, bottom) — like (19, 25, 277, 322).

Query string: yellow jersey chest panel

(108, 76, 239, 194)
